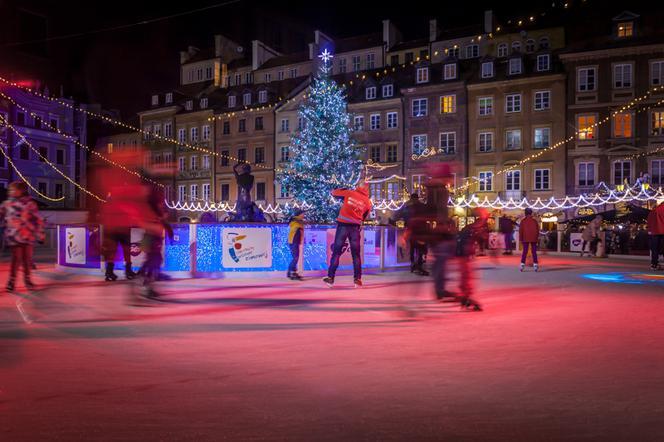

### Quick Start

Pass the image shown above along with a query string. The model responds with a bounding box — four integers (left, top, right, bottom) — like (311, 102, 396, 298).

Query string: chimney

(484, 10, 493, 34)
(429, 19, 438, 42)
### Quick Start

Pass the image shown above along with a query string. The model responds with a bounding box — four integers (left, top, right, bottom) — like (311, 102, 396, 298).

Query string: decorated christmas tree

(278, 49, 364, 223)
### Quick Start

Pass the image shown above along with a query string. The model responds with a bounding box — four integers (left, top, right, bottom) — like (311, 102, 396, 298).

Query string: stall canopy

(562, 204, 650, 225)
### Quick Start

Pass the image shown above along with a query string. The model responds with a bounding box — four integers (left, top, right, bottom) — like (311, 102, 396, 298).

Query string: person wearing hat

(519, 208, 540, 272)
(287, 209, 305, 280)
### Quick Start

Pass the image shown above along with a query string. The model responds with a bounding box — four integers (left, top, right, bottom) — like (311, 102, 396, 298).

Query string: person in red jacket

(519, 208, 540, 272)
(647, 201, 664, 270)
(323, 185, 373, 288)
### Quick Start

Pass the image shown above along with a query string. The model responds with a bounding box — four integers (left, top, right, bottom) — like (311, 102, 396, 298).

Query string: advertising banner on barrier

(222, 228, 273, 268)
(65, 227, 86, 264)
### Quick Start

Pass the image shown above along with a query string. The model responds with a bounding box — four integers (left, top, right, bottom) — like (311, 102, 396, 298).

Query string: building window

(164, 185, 172, 201)
(444, 63, 457, 80)
(178, 157, 185, 171)
(221, 150, 230, 167)
(242, 93, 251, 106)
(255, 117, 264, 130)
(163, 152, 172, 165)
(197, 69, 204, 81)
(280, 146, 289, 162)
(56, 149, 65, 165)
(49, 117, 59, 130)
(238, 148, 246, 163)
(258, 90, 267, 103)
(412, 135, 428, 155)
(369, 183, 382, 201)
(534, 169, 550, 190)
(405, 52, 414, 63)
(478, 132, 494, 152)
(511, 41, 521, 53)
(16, 111, 25, 126)
(506, 94, 522, 113)
(185, 100, 193, 111)
(297, 117, 305, 131)
(578, 68, 596, 92)
(505, 129, 522, 150)
(280, 119, 289, 133)
(152, 124, 162, 137)
(651, 61, 664, 85)
(390, 55, 399, 65)
(367, 53, 375, 69)
(614, 64, 633, 88)
(412, 98, 428, 117)
(416, 67, 429, 83)
(339, 58, 347, 73)
(534, 91, 551, 110)
(370, 146, 381, 163)
(39, 146, 48, 162)
(264, 73, 272, 83)
(465, 44, 479, 58)
(202, 155, 211, 170)
(481, 62, 494, 78)
(387, 182, 399, 200)
(447, 47, 459, 58)
(651, 160, 664, 185)
(234, 74, 241, 85)
(497, 43, 508, 58)
(506, 170, 521, 191)
(54, 183, 64, 199)
(479, 97, 493, 116)
(617, 22, 633, 38)
(478, 171, 493, 191)
(151, 95, 159, 106)
(36, 181, 46, 195)
(412, 174, 426, 196)
(366, 87, 377, 100)
(352, 55, 361, 72)
(190, 127, 199, 142)
(354, 116, 364, 131)
(537, 54, 550, 72)
(238, 119, 246, 133)
(382, 84, 394, 97)
(613, 161, 631, 184)
(190, 185, 198, 201)
(203, 184, 210, 202)
(387, 145, 397, 162)
(289, 68, 297, 79)
(228, 95, 236, 107)
(578, 162, 595, 187)
(221, 184, 230, 202)
(440, 132, 456, 154)
(246, 73, 252, 84)
(165, 93, 173, 104)
(440, 95, 456, 114)
(509, 58, 522, 75)
(254, 146, 265, 164)
(387, 112, 398, 129)
(525, 39, 536, 53)
(200, 98, 208, 109)
(279, 184, 290, 199)
(256, 182, 266, 201)
(205, 67, 212, 80)
(178, 185, 186, 202)
(578, 115, 596, 140)
(278, 71, 284, 81)
(652, 111, 664, 135)
(164, 123, 172, 138)
(202, 125, 210, 141)
(534, 127, 551, 149)
(539, 37, 550, 50)
(222, 121, 230, 135)
(370, 114, 381, 130)
(190, 156, 198, 171)
(613, 113, 633, 138)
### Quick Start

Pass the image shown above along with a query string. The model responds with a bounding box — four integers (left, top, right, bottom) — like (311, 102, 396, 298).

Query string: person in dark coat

(499, 215, 516, 255)
(392, 193, 429, 275)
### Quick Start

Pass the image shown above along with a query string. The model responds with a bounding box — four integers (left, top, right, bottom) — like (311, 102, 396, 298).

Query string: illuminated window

(617, 22, 633, 38)
(652, 111, 664, 135)
(613, 113, 632, 138)
(440, 95, 456, 114)
(577, 115, 596, 140)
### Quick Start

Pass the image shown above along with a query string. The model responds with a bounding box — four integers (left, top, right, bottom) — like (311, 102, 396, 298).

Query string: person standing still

(499, 215, 515, 255)
(0, 182, 45, 291)
(519, 208, 540, 272)
(323, 185, 373, 288)
(287, 209, 305, 280)
(647, 201, 664, 270)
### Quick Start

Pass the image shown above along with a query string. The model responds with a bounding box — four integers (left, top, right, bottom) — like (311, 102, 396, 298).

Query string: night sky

(3, 0, 647, 117)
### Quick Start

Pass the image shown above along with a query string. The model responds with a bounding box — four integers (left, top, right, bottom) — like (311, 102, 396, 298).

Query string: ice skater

(323, 184, 372, 288)
(519, 208, 540, 272)
(287, 209, 305, 280)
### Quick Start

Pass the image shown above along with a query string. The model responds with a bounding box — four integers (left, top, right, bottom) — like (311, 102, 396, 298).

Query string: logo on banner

(65, 227, 86, 264)
(222, 228, 272, 268)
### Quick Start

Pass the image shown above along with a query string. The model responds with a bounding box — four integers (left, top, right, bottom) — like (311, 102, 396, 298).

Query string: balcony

(177, 169, 212, 180)
(499, 190, 526, 200)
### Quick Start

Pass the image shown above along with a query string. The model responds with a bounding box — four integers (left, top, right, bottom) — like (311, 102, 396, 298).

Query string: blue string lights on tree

(277, 49, 364, 223)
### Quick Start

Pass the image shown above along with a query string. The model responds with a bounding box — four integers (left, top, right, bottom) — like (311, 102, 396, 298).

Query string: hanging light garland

(0, 139, 65, 201)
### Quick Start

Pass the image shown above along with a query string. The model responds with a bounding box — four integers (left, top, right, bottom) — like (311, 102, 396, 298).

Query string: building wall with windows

(467, 72, 566, 203)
